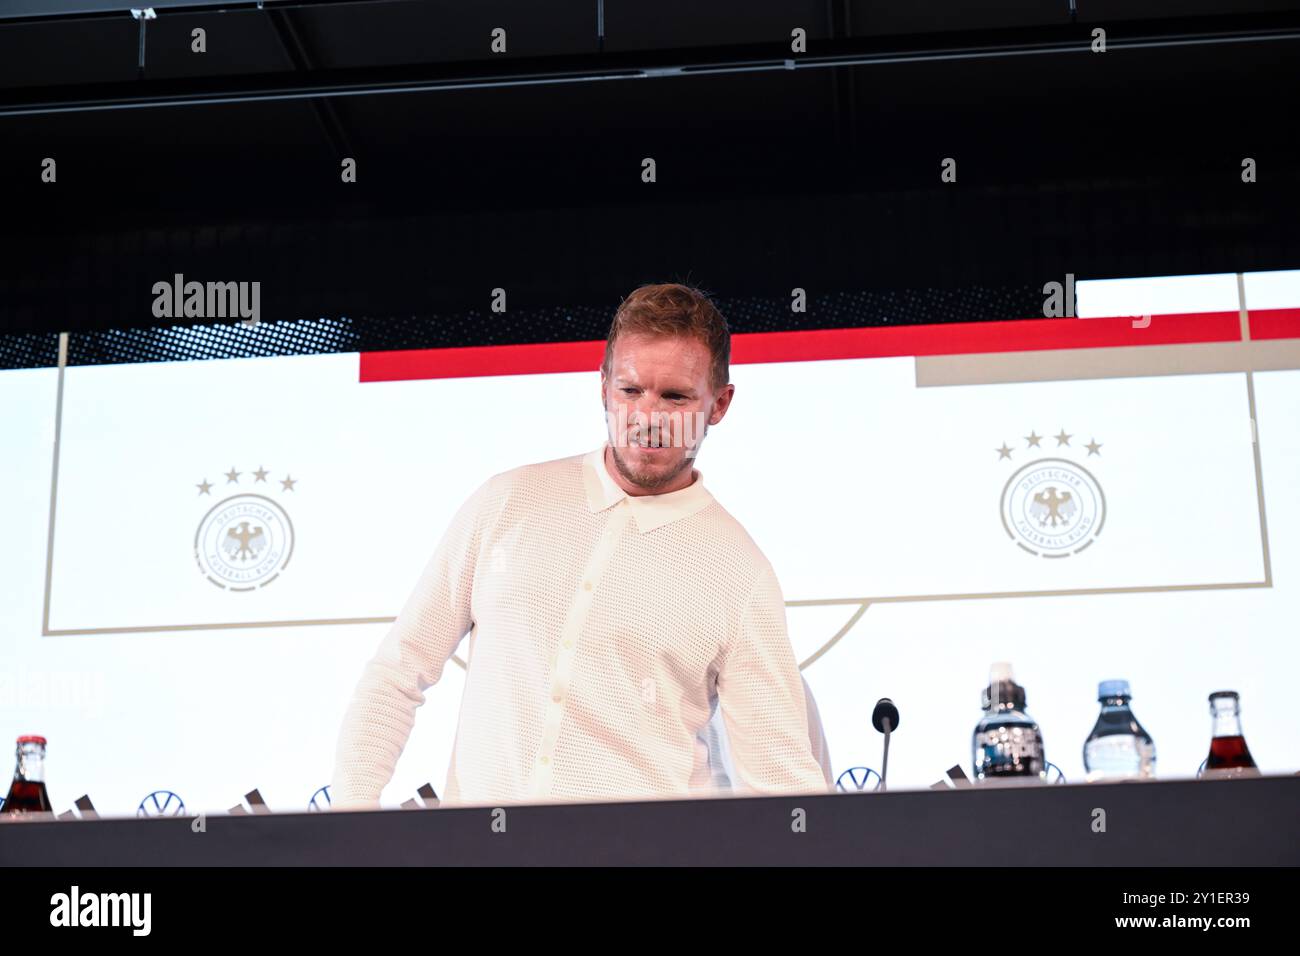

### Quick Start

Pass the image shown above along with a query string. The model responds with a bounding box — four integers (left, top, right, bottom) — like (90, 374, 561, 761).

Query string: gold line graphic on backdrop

(783, 273, 1278, 667)
(40, 332, 68, 639)
(42, 278, 1278, 648)
(1239, 273, 1275, 589)
(797, 602, 870, 671)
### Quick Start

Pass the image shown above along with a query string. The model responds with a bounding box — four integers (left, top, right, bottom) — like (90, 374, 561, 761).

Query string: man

(702, 673, 835, 792)
(330, 283, 829, 808)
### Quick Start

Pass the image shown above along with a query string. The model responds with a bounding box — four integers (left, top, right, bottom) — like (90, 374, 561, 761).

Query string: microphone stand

(880, 717, 891, 793)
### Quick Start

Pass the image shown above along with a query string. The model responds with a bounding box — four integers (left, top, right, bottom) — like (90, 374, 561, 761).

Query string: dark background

(1, 0, 1298, 367)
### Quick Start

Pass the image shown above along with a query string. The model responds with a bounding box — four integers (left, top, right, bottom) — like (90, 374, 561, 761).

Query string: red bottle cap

(16, 736, 47, 745)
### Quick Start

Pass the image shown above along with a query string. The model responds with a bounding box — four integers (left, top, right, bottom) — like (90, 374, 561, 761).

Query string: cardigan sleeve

(328, 476, 496, 808)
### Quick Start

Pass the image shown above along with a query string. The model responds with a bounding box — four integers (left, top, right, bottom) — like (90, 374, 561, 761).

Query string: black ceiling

(1, 1, 1298, 341)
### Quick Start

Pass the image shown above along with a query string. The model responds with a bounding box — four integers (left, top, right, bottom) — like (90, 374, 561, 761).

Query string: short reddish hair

(601, 283, 731, 391)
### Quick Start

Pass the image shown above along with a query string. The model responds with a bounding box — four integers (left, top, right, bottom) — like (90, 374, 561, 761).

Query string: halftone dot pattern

(728, 285, 1046, 333)
(64, 317, 360, 368)
(0, 332, 58, 371)
(330, 448, 828, 809)
(0, 283, 1043, 370)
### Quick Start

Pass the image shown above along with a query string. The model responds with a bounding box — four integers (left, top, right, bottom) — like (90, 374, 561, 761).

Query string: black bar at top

(2, 11, 1299, 117)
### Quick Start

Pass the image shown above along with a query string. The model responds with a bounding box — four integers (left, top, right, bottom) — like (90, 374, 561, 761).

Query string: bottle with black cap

(972, 662, 1045, 782)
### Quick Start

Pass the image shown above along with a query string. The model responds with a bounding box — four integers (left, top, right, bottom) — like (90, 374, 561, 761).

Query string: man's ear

(708, 383, 735, 426)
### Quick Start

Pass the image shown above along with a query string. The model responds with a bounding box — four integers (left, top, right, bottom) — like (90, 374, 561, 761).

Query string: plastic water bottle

(1083, 680, 1156, 781)
(972, 662, 1046, 781)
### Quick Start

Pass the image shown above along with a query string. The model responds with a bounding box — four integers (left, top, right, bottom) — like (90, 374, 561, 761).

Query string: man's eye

(621, 388, 639, 395)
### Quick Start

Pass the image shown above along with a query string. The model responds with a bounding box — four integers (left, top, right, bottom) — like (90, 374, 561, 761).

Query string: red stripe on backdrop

(358, 311, 1242, 382)
(1247, 308, 1300, 340)
(360, 339, 607, 382)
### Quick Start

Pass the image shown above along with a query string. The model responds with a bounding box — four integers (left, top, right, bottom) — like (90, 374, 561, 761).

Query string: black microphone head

(872, 698, 900, 734)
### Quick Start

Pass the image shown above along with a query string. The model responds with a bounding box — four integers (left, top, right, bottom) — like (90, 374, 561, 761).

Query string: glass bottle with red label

(1, 735, 53, 816)
(1203, 691, 1259, 778)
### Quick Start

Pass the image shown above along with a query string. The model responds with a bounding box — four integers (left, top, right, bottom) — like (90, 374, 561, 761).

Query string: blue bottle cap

(1098, 679, 1131, 700)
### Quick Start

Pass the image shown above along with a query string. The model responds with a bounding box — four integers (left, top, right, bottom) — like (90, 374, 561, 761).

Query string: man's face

(601, 332, 734, 493)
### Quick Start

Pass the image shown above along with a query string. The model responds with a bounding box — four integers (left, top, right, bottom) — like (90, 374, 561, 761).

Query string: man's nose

(632, 404, 673, 433)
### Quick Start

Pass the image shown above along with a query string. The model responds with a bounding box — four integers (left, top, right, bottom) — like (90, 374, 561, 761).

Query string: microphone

(871, 698, 900, 792)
